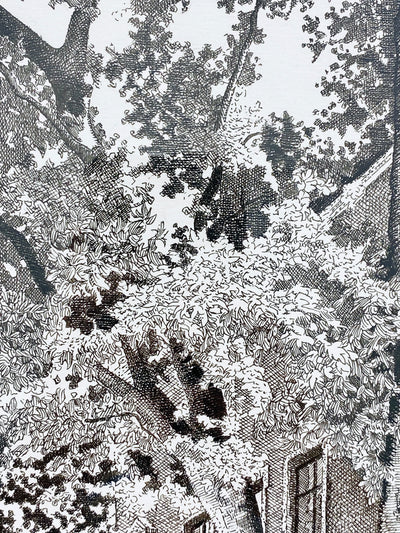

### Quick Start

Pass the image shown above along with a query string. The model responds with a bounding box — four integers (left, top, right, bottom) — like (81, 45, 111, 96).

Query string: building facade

(184, 446, 381, 533)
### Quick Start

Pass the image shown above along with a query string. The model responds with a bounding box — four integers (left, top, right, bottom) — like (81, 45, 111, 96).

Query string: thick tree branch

(0, 6, 54, 65)
(120, 335, 179, 421)
(94, 362, 173, 441)
(94, 362, 255, 532)
(87, 104, 107, 147)
(95, 362, 140, 397)
(0, 5, 94, 115)
(199, 165, 223, 206)
(0, 62, 96, 164)
(214, 0, 264, 131)
(0, 217, 54, 296)
(168, 338, 202, 427)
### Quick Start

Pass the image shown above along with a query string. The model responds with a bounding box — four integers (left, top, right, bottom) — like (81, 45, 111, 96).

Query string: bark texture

(96, 340, 264, 533)
(214, 0, 263, 130)
(388, 4, 400, 275)
(0, 5, 92, 115)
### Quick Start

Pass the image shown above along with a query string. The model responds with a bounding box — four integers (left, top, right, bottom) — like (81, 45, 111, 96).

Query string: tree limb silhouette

(0, 217, 54, 296)
(214, 0, 263, 130)
(0, 5, 94, 115)
(0, 62, 96, 164)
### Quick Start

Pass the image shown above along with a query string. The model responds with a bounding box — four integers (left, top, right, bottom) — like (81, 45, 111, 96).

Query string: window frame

(287, 446, 325, 533)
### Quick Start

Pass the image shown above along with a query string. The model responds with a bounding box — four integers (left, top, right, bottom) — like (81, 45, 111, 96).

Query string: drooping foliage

(1, 149, 396, 530)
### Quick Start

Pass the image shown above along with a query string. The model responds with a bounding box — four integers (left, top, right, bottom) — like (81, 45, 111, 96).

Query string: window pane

(294, 454, 323, 533)
(185, 515, 215, 533)
(297, 492, 314, 533)
(297, 462, 314, 494)
(191, 521, 212, 533)
(255, 489, 263, 515)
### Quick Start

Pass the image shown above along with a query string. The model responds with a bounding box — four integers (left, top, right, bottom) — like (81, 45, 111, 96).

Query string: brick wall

(326, 457, 381, 533)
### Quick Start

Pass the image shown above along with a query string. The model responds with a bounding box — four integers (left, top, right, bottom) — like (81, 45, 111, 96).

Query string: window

(253, 478, 264, 516)
(289, 449, 324, 533)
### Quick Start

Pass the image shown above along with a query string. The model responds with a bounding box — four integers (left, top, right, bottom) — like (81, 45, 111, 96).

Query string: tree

(301, 2, 394, 213)
(300, 1, 393, 219)
(105, 0, 314, 248)
(1, 1, 394, 532)
(2, 153, 395, 532)
(303, 2, 400, 530)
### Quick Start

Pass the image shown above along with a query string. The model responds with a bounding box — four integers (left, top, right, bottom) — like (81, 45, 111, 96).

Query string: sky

(0, 0, 334, 140)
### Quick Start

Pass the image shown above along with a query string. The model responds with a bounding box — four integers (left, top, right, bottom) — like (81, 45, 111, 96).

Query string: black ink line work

(1, 1, 400, 532)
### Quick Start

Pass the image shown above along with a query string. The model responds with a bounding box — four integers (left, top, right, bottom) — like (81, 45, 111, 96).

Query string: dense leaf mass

(0, 0, 398, 531)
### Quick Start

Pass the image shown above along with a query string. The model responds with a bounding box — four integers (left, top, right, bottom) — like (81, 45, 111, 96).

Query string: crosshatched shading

(1, 1, 400, 532)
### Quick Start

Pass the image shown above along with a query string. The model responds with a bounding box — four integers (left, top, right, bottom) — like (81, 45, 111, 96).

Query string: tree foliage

(302, 0, 395, 205)
(1, 0, 398, 531)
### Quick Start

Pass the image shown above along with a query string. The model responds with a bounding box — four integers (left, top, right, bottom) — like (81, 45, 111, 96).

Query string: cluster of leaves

(1, 128, 396, 528)
(0, 445, 115, 533)
(304, 0, 395, 131)
(35, 168, 397, 508)
(218, 0, 314, 19)
(300, 0, 395, 207)
(0, 38, 60, 172)
(105, 13, 226, 154)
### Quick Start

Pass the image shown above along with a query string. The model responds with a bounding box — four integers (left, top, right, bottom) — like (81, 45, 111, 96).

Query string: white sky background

(0, 0, 335, 136)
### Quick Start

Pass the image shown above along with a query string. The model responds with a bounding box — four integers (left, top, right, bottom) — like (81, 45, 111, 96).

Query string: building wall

(326, 456, 381, 533)
(278, 447, 381, 533)
(265, 454, 287, 533)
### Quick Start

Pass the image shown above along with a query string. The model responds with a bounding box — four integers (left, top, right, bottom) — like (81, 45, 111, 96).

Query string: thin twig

(215, 0, 264, 131)
(85, 409, 163, 444)
(242, 131, 263, 146)
(85, 411, 135, 423)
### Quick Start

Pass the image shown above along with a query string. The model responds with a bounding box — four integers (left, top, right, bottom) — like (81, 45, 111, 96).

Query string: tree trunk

(203, 0, 264, 240)
(183, 469, 264, 533)
(97, 363, 263, 532)
(0, 5, 93, 115)
(214, 0, 263, 130)
(383, 6, 400, 532)
(388, 4, 400, 275)
(173, 440, 263, 533)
